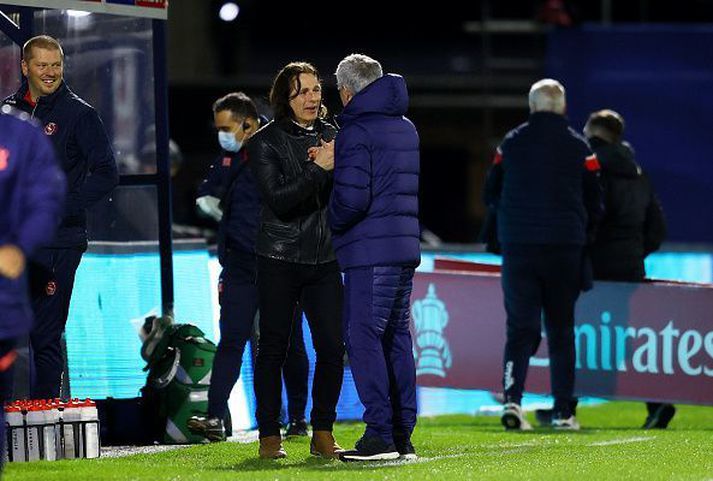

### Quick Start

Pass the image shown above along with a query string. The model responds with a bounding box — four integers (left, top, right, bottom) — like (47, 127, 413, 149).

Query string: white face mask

(218, 131, 242, 152)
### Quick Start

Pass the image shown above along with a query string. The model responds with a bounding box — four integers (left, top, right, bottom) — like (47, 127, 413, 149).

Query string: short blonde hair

(22, 35, 64, 61)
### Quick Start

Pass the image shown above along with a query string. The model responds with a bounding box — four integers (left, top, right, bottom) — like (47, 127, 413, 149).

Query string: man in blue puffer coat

(0, 105, 65, 469)
(328, 54, 421, 462)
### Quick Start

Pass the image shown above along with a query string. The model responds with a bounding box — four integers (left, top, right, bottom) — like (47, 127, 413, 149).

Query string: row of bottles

(4, 398, 100, 462)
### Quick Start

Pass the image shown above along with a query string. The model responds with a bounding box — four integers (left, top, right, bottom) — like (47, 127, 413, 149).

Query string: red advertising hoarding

(412, 267, 713, 405)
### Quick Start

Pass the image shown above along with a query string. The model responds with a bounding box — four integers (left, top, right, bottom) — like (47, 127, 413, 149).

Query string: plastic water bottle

(5, 405, 25, 462)
(25, 406, 44, 461)
(41, 401, 58, 461)
(61, 400, 81, 459)
(80, 399, 100, 459)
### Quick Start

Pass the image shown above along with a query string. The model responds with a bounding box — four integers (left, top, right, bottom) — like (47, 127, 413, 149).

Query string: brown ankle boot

(259, 435, 287, 459)
(310, 430, 343, 459)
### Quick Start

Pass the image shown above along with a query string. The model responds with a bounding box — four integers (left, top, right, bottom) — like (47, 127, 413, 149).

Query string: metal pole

(152, 18, 175, 317)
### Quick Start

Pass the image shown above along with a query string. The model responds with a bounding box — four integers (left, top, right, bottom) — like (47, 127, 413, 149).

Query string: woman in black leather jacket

(247, 62, 344, 459)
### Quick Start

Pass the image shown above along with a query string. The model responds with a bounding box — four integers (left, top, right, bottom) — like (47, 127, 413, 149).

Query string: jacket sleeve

(643, 184, 666, 255)
(483, 147, 504, 208)
(582, 152, 604, 243)
(73, 109, 119, 211)
(198, 153, 230, 199)
(248, 135, 328, 219)
(15, 127, 66, 256)
(328, 125, 372, 234)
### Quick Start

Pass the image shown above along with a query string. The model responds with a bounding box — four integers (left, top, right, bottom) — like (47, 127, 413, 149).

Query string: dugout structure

(0, 0, 174, 314)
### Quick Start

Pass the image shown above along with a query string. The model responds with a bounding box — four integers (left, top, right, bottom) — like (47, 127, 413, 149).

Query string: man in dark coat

(584, 109, 672, 429)
(188, 92, 309, 441)
(328, 54, 421, 462)
(484, 79, 603, 432)
(0, 105, 65, 470)
(2, 35, 118, 399)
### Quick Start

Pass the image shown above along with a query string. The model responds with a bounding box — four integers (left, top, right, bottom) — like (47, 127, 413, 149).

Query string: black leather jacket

(247, 118, 337, 264)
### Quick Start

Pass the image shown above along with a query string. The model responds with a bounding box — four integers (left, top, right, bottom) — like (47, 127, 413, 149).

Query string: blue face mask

(218, 131, 242, 152)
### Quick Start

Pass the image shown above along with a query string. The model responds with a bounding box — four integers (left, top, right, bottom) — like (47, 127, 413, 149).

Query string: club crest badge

(44, 122, 57, 136)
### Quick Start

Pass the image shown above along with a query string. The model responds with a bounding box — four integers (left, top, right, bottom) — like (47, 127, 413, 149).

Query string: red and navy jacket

(198, 148, 261, 263)
(484, 112, 603, 246)
(3, 81, 118, 249)
(0, 106, 66, 337)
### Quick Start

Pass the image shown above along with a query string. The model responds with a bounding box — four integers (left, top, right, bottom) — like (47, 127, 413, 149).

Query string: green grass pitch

(6, 401, 713, 480)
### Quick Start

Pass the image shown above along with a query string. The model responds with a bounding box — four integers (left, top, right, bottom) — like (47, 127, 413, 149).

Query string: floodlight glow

(67, 10, 91, 18)
(219, 2, 240, 22)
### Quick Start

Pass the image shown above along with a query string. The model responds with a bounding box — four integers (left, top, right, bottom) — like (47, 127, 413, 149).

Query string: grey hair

(335, 53, 383, 94)
(528, 78, 566, 114)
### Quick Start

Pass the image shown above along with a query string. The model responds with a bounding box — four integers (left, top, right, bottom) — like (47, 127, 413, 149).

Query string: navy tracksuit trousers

(343, 265, 418, 444)
(209, 250, 308, 421)
(29, 247, 84, 399)
(501, 244, 582, 416)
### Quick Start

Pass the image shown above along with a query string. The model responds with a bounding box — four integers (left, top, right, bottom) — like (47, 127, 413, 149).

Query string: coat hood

(338, 74, 408, 124)
(589, 136, 642, 179)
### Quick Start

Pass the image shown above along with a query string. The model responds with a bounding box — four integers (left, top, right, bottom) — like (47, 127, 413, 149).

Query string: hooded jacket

(588, 136, 666, 281)
(0, 107, 66, 337)
(328, 74, 421, 269)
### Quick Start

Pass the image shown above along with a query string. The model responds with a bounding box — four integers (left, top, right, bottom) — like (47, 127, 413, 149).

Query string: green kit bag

(142, 322, 216, 444)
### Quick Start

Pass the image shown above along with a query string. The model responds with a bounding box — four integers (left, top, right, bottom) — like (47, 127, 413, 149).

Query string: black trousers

(28, 247, 84, 399)
(254, 257, 344, 437)
(208, 250, 308, 421)
(501, 244, 582, 416)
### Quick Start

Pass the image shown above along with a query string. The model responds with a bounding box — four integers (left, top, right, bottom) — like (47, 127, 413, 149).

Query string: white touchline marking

(587, 436, 655, 447)
(316, 453, 469, 469)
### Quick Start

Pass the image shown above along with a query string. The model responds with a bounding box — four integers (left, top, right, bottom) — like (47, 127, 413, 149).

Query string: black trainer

(285, 418, 308, 437)
(535, 409, 554, 427)
(339, 435, 400, 462)
(395, 438, 417, 460)
(187, 415, 226, 442)
(394, 430, 417, 460)
(643, 403, 676, 429)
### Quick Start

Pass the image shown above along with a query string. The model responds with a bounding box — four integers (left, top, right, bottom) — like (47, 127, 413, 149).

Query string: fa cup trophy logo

(412, 283, 452, 377)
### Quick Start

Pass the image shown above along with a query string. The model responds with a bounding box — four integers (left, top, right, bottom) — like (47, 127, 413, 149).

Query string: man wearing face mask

(190, 93, 310, 441)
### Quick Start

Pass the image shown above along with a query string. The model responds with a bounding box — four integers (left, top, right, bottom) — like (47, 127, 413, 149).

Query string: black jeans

(254, 257, 344, 437)
(501, 244, 582, 416)
(208, 250, 308, 421)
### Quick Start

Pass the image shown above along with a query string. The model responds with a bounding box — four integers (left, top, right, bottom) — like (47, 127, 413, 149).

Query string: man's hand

(309, 140, 335, 172)
(0, 245, 26, 280)
(196, 195, 223, 221)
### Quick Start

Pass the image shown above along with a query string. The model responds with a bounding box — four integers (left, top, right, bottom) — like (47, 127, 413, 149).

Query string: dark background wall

(548, 25, 713, 243)
(166, 0, 713, 243)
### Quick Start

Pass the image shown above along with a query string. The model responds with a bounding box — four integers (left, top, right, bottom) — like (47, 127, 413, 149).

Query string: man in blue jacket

(188, 92, 309, 441)
(0, 105, 65, 468)
(3, 35, 119, 399)
(484, 79, 602, 431)
(328, 54, 421, 462)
